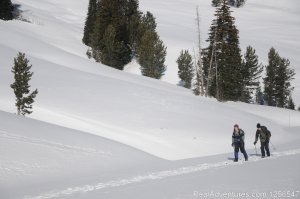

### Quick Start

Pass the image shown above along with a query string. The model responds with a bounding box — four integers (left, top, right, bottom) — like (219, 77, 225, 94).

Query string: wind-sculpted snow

(23, 148, 300, 199)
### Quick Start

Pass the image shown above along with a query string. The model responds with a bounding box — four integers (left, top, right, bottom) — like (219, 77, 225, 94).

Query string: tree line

(2, 0, 299, 112)
(82, 0, 166, 79)
(177, 0, 296, 110)
(212, 0, 246, 8)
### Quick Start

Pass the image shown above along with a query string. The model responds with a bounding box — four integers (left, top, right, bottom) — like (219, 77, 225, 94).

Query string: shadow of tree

(13, 4, 31, 23)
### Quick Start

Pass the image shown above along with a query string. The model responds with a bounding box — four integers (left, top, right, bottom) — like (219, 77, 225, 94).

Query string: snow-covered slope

(1, 0, 300, 198)
(135, 0, 300, 104)
(0, 110, 163, 199)
(1, 110, 300, 199)
(1, 0, 300, 161)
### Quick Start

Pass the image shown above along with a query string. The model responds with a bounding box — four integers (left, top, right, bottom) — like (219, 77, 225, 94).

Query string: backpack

(260, 126, 271, 141)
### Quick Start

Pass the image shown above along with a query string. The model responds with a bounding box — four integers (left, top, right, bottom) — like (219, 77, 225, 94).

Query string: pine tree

(255, 86, 264, 105)
(136, 11, 157, 49)
(213, 0, 245, 7)
(82, 0, 98, 46)
(212, 0, 221, 7)
(89, 0, 140, 69)
(241, 46, 263, 103)
(235, 0, 245, 7)
(287, 96, 295, 110)
(203, 0, 242, 101)
(264, 47, 295, 107)
(137, 30, 166, 79)
(275, 57, 295, 107)
(99, 25, 131, 69)
(177, 50, 194, 89)
(264, 48, 278, 106)
(10, 52, 38, 116)
(0, 0, 13, 20)
(193, 55, 205, 96)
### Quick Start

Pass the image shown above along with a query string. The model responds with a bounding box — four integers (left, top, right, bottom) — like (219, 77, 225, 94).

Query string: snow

(134, 0, 300, 104)
(0, 0, 300, 198)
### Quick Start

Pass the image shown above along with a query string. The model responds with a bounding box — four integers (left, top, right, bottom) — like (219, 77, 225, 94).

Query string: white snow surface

(1, 0, 300, 198)
(0, 0, 299, 160)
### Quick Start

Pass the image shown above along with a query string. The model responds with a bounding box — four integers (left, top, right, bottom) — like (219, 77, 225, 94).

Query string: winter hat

(234, 124, 239, 128)
(257, 123, 261, 128)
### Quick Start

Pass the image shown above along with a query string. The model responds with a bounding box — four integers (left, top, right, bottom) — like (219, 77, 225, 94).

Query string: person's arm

(254, 130, 259, 144)
(232, 134, 235, 146)
(240, 130, 245, 142)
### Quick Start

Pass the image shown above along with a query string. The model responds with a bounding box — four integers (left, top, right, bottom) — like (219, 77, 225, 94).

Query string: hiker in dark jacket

(254, 123, 271, 158)
(232, 124, 248, 162)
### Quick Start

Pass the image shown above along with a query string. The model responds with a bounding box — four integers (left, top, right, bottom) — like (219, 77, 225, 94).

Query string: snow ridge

(24, 148, 300, 199)
(0, 130, 111, 156)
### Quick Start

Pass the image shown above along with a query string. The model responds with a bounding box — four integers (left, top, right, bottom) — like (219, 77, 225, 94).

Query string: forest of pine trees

(0, 0, 14, 20)
(82, 0, 297, 109)
(175, 0, 297, 110)
(82, 0, 167, 79)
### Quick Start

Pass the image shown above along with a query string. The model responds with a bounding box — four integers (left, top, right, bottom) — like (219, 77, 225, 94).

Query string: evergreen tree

(241, 46, 263, 103)
(264, 47, 295, 107)
(212, 0, 245, 7)
(264, 48, 278, 106)
(137, 30, 166, 79)
(99, 25, 131, 69)
(136, 11, 157, 50)
(10, 52, 38, 116)
(275, 57, 295, 107)
(212, 0, 221, 7)
(203, 0, 242, 101)
(0, 0, 13, 20)
(90, 0, 140, 69)
(82, 0, 98, 46)
(255, 86, 264, 105)
(194, 57, 205, 96)
(128, 13, 142, 55)
(235, 0, 245, 7)
(287, 96, 295, 110)
(177, 50, 194, 89)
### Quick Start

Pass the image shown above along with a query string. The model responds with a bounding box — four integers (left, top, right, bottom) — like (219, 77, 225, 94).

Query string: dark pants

(261, 141, 270, 157)
(234, 142, 248, 161)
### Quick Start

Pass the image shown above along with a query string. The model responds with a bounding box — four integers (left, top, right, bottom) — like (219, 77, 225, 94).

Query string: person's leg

(260, 142, 266, 157)
(234, 144, 239, 162)
(265, 141, 270, 156)
(240, 144, 248, 161)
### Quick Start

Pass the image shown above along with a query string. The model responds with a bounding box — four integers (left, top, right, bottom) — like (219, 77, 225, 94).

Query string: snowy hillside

(135, 0, 300, 104)
(1, 110, 300, 199)
(1, 0, 300, 159)
(1, 0, 300, 198)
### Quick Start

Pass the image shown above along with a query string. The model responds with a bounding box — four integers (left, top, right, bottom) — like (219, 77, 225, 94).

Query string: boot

(234, 152, 238, 162)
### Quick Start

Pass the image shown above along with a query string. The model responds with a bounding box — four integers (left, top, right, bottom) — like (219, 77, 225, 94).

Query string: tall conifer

(10, 53, 38, 116)
(204, 0, 242, 101)
(177, 50, 194, 89)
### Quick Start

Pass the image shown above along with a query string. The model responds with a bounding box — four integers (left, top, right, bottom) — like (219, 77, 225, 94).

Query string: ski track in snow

(0, 130, 111, 156)
(23, 148, 300, 199)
